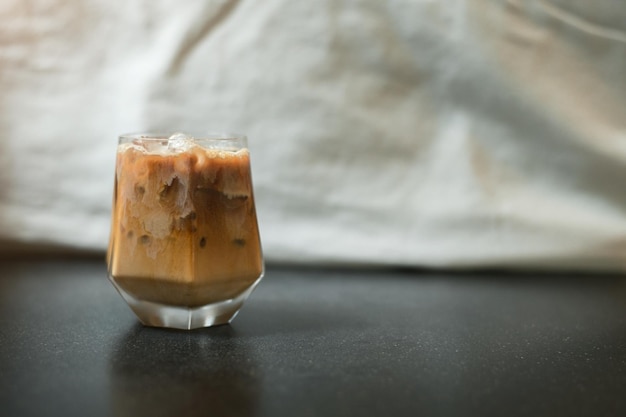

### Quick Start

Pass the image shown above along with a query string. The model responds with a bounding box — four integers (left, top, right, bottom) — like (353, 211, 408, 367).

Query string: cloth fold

(1, 0, 625, 269)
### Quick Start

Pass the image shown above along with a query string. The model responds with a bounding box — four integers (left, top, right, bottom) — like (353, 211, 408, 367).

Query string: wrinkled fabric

(1, 0, 625, 269)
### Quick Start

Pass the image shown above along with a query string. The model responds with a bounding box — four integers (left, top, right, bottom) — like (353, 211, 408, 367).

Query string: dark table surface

(1, 258, 626, 417)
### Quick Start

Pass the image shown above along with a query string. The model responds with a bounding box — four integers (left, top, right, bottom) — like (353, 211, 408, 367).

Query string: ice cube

(168, 132, 194, 152)
(138, 139, 168, 153)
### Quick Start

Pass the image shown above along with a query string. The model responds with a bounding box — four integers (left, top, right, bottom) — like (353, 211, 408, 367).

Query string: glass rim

(119, 132, 248, 142)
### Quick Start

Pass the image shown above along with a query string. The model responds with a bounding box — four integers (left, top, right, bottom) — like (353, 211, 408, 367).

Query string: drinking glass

(107, 132, 264, 329)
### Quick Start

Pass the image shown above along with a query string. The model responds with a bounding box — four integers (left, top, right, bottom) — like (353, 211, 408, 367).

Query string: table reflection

(109, 324, 261, 417)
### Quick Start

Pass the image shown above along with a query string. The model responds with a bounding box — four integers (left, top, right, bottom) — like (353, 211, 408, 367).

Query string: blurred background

(1, 0, 625, 270)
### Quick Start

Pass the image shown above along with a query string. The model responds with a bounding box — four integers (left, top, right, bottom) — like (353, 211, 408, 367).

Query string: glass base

(110, 278, 261, 330)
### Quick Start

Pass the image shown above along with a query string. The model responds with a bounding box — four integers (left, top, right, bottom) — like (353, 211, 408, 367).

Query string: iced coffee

(107, 133, 263, 329)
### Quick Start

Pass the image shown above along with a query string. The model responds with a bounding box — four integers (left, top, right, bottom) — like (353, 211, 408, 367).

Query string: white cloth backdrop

(1, 0, 626, 269)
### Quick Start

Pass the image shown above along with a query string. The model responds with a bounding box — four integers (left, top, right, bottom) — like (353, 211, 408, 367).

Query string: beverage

(107, 133, 263, 329)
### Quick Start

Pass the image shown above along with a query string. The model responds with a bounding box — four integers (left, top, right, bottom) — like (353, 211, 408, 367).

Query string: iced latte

(107, 133, 263, 329)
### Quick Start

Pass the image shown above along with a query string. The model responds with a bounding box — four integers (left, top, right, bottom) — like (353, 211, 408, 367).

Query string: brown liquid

(107, 143, 263, 307)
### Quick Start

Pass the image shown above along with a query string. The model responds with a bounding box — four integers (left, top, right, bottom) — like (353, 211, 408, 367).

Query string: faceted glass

(107, 133, 264, 329)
